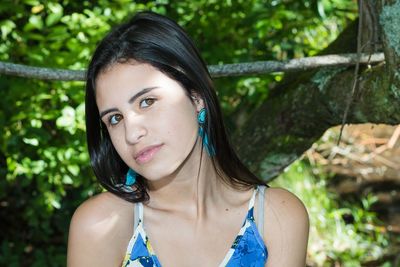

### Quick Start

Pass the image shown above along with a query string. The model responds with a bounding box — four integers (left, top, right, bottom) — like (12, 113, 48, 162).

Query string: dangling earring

(197, 108, 216, 156)
(125, 168, 137, 186)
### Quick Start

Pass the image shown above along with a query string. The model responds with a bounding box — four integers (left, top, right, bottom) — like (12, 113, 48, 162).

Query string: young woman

(67, 11, 309, 267)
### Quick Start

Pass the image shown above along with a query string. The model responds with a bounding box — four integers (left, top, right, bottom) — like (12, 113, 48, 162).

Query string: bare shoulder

(70, 191, 134, 227)
(67, 192, 135, 267)
(264, 187, 309, 223)
(263, 187, 309, 267)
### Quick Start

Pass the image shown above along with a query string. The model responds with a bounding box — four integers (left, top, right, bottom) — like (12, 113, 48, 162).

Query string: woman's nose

(124, 114, 147, 145)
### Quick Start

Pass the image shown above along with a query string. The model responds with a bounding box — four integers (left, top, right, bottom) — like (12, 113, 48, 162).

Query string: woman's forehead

(95, 63, 188, 105)
(96, 63, 165, 93)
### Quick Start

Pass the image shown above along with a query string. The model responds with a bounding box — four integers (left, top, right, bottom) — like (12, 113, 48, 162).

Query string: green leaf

(46, 13, 62, 27)
(22, 137, 39, 146)
(62, 175, 74, 184)
(31, 160, 46, 174)
(47, 25, 69, 41)
(47, 194, 61, 209)
(56, 106, 75, 128)
(45, 3, 63, 26)
(27, 15, 44, 30)
(67, 165, 80, 176)
(23, 0, 40, 6)
(0, 20, 16, 40)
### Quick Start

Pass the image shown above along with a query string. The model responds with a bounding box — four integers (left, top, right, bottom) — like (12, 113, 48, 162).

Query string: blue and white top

(122, 185, 268, 267)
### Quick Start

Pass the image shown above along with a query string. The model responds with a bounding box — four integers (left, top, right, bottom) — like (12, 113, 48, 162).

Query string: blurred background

(0, 0, 398, 266)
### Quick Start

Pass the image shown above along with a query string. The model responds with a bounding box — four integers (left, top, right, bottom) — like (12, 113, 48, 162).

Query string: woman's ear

(190, 91, 204, 112)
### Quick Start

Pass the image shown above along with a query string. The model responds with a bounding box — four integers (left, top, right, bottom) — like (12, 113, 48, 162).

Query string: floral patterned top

(122, 185, 268, 267)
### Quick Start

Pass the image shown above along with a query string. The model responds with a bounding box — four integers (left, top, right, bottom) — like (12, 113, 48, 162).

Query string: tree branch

(0, 62, 85, 81)
(233, 2, 400, 182)
(209, 53, 383, 77)
(0, 53, 384, 81)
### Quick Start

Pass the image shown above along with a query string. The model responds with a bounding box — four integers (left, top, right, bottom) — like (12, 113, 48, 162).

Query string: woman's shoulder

(72, 191, 135, 227)
(263, 187, 308, 220)
(67, 192, 135, 266)
(72, 191, 134, 220)
(263, 186, 309, 267)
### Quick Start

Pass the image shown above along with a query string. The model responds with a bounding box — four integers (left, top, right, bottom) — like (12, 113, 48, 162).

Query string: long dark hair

(86, 11, 266, 203)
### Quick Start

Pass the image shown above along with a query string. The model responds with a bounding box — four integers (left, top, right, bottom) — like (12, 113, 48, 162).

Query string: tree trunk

(233, 0, 400, 181)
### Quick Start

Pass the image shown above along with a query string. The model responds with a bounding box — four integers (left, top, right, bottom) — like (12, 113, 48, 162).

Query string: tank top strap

(257, 185, 266, 237)
(247, 186, 258, 209)
(245, 186, 258, 221)
(133, 202, 144, 228)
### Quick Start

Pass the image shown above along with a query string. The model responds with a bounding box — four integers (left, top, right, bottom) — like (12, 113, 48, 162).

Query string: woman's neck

(145, 149, 233, 220)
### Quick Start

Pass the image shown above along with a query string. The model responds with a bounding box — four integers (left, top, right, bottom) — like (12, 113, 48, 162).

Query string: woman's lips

(134, 144, 163, 164)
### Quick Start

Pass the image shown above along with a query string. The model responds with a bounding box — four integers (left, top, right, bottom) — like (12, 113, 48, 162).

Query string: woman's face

(95, 62, 203, 181)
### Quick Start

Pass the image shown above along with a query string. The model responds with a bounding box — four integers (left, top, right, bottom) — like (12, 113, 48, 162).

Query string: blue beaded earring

(125, 168, 137, 186)
(197, 108, 216, 156)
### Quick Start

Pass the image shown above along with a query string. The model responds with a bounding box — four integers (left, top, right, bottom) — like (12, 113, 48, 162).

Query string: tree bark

(233, 0, 400, 182)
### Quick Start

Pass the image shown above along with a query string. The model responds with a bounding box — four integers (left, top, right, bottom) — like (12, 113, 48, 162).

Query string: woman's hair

(86, 11, 266, 202)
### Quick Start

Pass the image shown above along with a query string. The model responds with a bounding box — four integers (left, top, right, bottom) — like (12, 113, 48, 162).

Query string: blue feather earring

(125, 168, 137, 186)
(197, 108, 216, 156)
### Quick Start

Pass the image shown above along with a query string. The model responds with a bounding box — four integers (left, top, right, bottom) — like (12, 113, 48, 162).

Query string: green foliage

(0, 0, 356, 265)
(271, 160, 391, 266)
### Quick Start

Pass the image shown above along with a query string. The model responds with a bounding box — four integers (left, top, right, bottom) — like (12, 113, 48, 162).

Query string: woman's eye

(139, 98, 156, 108)
(109, 114, 122, 126)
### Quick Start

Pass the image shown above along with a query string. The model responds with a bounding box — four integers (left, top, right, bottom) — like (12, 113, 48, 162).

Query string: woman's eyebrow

(99, 86, 159, 119)
(128, 86, 159, 104)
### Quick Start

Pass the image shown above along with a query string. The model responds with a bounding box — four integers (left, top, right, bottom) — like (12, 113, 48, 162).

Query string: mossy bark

(234, 0, 400, 181)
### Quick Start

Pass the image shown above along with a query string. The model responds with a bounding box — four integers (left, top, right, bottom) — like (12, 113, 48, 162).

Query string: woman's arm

(67, 192, 134, 267)
(263, 188, 310, 267)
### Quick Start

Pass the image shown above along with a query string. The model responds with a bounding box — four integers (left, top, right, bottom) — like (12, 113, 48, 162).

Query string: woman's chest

(143, 212, 247, 267)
